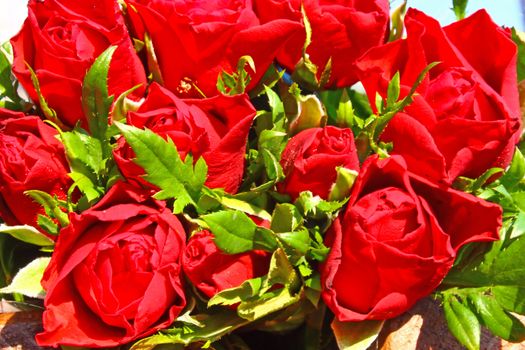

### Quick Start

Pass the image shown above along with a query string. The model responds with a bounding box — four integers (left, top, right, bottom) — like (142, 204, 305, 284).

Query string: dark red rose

(36, 182, 186, 347)
(124, 0, 302, 97)
(11, 0, 146, 128)
(114, 83, 256, 194)
(253, 0, 390, 88)
(355, 9, 522, 184)
(321, 155, 501, 321)
(0, 112, 71, 229)
(183, 228, 271, 298)
(278, 126, 359, 200)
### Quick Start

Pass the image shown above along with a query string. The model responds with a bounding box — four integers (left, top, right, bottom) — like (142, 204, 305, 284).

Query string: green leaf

(271, 203, 303, 233)
(500, 148, 525, 189)
(201, 210, 277, 254)
(261, 148, 284, 181)
(512, 29, 525, 82)
(491, 235, 525, 283)
(265, 248, 300, 290)
(236, 286, 301, 321)
(0, 224, 54, 247)
(264, 86, 285, 125)
(208, 277, 263, 307)
(493, 286, 525, 314)
(331, 319, 384, 350)
(115, 122, 207, 213)
(276, 229, 311, 257)
(294, 191, 347, 220)
(0, 257, 50, 298)
(443, 298, 480, 350)
(131, 309, 249, 349)
(61, 128, 104, 179)
(69, 172, 105, 204)
(0, 42, 26, 111)
(452, 0, 469, 20)
(386, 71, 401, 108)
(469, 293, 525, 342)
(218, 196, 272, 221)
(82, 46, 116, 147)
(208, 249, 301, 322)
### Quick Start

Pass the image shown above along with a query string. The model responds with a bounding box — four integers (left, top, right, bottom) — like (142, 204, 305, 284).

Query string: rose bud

(321, 155, 502, 321)
(11, 0, 146, 128)
(355, 9, 522, 184)
(0, 112, 71, 229)
(36, 182, 187, 347)
(278, 126, 359, 200)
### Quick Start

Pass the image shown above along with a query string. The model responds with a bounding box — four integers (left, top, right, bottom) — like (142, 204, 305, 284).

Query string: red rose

(0, 112, 71, 229)
(11, 0, 146, 128)
(321, 155, 502, 321)
(183, 229, 271, 298)
(278, 126, 359, 200)
(355, 9, 522, 184)
(114, 83, 256, 194)
(124, 0, 302, 97)
(253, 0, 389, 88)
(36, 182, 186, 347)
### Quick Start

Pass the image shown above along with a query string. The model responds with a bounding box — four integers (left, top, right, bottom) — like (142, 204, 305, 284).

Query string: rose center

(353, 187, 419, 242)
(0, 135, 32, 181)
(426, 68, 477, 121)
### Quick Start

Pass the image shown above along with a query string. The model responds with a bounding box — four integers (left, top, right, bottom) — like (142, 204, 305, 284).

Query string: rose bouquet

(0, 0, 524, 349)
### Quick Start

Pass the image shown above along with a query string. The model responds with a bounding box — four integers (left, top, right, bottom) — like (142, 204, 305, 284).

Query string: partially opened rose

(36, 182, 186, 347)
(0, 112, 71, 229)
(183, 229, 271, 298)
(125, 0, 302, 97)
(355, 9, 521, 184)
(114, 83, 256, 193)
(11, 0, 146, 128)
(253, 0, 390, 88)
(278, 126, 359, 200)
(321, 155, 501, 321)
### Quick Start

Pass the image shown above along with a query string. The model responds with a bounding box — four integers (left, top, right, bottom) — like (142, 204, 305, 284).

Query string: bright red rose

(278, 126, 359, 200)
(124, 0, 302, 97)
(114, 83, 256, 194)
(355, 9, 522, 184)
(0, 112, 71, 229)
(321, 155, 502, 321)
(183, 229, 271, 298)
(253, 0, 390, 88)
(36, 182, 186, 347)
(11, 0, 146, 128)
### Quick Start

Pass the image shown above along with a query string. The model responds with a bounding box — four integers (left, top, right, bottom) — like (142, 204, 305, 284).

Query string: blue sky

(393, 0, 525, 30)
